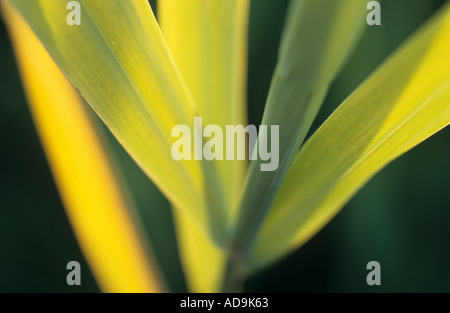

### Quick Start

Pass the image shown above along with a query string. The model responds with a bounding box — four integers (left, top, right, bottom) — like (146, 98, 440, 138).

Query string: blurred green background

(1, 0, 449, 292)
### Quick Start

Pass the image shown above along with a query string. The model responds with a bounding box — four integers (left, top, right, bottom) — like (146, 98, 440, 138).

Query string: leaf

(172, 209, 226, 293)
(227, 0, 367, 276)
(159, 0, 249, 216)
(159, 0, 250, 292)
(249, 2, 450, 272)
(3, 1, 164, 292)
(7, 0, 221, 240)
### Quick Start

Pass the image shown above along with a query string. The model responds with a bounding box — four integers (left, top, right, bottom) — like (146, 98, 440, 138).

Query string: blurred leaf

(250, 2, 450, 271)
(159, 0, 250, 292)
(3, 1, 164, 292)
(7, 0, 222, 240)
(172, 209, 226, 293)
(159, 0, 249, 217)
(227, 0, 367, 282)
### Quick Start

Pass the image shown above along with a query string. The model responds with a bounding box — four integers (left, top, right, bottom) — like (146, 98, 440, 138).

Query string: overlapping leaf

(249, 2, 450, 271)
(159, 0, 249, 216)
(7, 0, 219, 239)
(228, 0, 367, 276)
(3, 1, 164, 292)
(159, 0, 250, 292)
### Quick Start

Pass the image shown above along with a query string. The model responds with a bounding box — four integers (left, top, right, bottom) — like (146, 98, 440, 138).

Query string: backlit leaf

(159, 0, 250, 292)
(229, 0, 367, 275)
(250, 3, 450, 271)
(3, 1, 164, 292)
(7, 0, 220, 240)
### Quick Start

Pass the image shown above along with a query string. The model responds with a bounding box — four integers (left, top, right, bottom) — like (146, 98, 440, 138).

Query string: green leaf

(159, 0, 249, 213)
(226, 0, 367, 277)
(3, 1, 165, 291)
(159, 0, 250, 292)
(8, 0, 221, 240)
(249, 2, 450, 271)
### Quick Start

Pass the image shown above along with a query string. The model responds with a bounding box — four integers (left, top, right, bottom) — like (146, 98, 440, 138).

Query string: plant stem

(220, 149, 296, 292)
(220, 249, 247, 293)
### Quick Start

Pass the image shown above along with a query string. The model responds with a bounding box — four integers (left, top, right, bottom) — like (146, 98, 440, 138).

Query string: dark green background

(0, 0, 449, 292)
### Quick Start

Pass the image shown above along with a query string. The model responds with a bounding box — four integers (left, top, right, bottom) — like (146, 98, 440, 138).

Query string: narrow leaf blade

(250, 3, 450, 271)
(173, 209, 226, 292)
(229, 0, 367, 272)
(159, 0, 249, 216)
(4, 1, 164, 292)
(159, 0, 250, 292)
(8, 0, 215, 239)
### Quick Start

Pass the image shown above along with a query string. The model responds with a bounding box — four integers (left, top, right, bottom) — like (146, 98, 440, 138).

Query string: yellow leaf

(173, 209, 226, 293)
(159, 0, 250, 292)
(159, 0, 249, 215)
(250, 2, 450, 272)
(7, 0, 220, 240)
(3, 1, 164, 292)
(223, 0, 366, 290)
